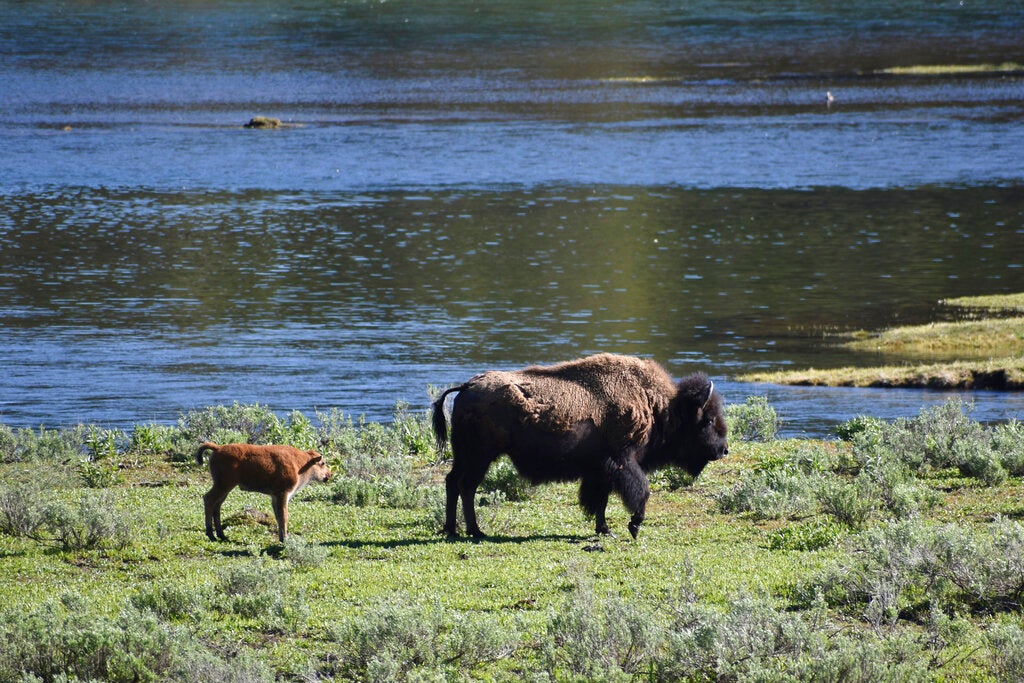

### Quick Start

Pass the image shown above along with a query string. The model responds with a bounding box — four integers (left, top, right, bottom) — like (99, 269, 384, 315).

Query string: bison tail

(193, 441, 217, 465)
(431, 385, 464, 456)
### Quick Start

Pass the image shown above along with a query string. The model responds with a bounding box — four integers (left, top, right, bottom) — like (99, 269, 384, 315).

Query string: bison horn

(702, 380, 714, 410)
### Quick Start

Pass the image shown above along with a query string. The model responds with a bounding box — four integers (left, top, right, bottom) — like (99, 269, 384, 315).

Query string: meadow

(2, 397, 1024, 681)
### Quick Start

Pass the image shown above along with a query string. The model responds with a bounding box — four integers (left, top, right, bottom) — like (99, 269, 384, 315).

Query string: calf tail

(194, 441, 217, 465)
(432, 385, 465, 456)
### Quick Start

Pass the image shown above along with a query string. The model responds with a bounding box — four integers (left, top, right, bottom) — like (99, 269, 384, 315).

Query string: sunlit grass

(737, 356, 1024, 390)
(942, 292, 1024, 313)
(2, 401, 1024, 679)
(843, 317, 1024, 356)
(879, 62, 1023, 75)
(738, 294, 1024, 389)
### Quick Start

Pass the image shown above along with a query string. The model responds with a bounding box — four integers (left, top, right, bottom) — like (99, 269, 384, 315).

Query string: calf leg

(610, 458, 650, 539)
(203, 486, 232, 541)
(271, 493, 289, 542)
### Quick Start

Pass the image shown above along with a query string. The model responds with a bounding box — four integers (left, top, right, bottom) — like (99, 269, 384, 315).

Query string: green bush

(326, 597, 515, 681)
(45, 491, 133, 551)
(992, 420, 1024, 476)
(480, 458, 533, 503)
(767, 519, 845, 551)
(726, 395, 779, 442)
(986, 621, 1024, 682)
(213, 560, 308, 632)
(716, 465, 820, 520)
(179, 402, 284, 447)
(544, 579, 655, 679)
(804, 517, 1024, 625)
(0, 481, 50, 539)
(0, 594, 180, 683)
(127, 423, 176, 456)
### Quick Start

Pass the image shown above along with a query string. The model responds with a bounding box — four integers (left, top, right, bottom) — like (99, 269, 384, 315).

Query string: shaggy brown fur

(434, 353, 728, 539)
(195, 442, 332, 543)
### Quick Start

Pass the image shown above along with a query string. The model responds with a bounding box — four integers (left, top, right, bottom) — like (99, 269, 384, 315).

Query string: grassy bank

(738, 293, 1024, 390)
(2, 399, 1024, 680)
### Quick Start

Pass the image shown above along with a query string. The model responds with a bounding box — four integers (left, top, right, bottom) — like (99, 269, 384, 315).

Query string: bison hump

(486, 369, 660, 448)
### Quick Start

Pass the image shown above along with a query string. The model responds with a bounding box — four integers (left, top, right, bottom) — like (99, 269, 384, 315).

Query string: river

(2, 0, 1023, 436)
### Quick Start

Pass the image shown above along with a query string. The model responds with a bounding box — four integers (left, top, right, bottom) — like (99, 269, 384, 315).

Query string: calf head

(300, 452, 332, 483)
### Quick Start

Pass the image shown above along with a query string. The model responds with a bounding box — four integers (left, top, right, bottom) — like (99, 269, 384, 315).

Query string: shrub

(0, 481, 50, 539)
(544, 579, 655, 678)
(326, 597, 515, 681)
(213, 560, 308, 632)
(46, 491, 133, 551)
(715, 465, 820, 520)
(128, 423, 176, 456)
(767, 519, 845, 551)
(726, 395, 779, 442)
(392, 400, 435, 460)
(179, 402, 284, 447)
(480, 458, 533, 503)
(282, 535, 329, 568)
(835, 415, 886, 442)
(79, 432, 123, 487)
(131, 582, 209, 622)
(804, 518, 1024, 625)
(3, 425, 89, 463)
(0, 594, 181, 683)
(986, 621, 1024, 682)
(992, 420, 1024, 476)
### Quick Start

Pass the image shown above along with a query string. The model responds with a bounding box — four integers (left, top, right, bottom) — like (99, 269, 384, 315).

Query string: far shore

(737, 293, 1024, 391)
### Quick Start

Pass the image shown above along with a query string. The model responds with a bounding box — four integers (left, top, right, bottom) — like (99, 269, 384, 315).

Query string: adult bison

(433, 353, 728, 539)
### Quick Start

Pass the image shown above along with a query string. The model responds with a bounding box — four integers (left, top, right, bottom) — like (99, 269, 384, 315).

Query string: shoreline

(737, 294, 1024, 391)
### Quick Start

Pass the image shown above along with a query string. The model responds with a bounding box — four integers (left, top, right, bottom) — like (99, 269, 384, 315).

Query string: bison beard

(433, 353, 728, 539)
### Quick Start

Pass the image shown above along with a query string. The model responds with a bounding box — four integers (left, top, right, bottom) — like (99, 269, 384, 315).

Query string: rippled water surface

(2, 0, 1023, 435)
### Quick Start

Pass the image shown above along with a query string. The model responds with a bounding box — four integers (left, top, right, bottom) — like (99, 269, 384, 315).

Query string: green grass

(943, 293, 1024, 314)
(2, 401, 1024, 680)
(738, 356, 1024, 390)
(878, 62, 1023, 75)
(738, 293, 1024, 390)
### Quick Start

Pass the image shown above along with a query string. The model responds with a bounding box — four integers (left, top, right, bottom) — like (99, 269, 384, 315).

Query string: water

(2, 0, 1023, 436)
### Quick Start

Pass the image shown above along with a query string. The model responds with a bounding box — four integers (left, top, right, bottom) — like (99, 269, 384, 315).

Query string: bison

(195, 441, 332, 542)
(433, 353, 728, 539)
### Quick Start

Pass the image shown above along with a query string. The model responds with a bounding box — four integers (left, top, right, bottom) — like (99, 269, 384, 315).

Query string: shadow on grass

(322, 532, 585, 550)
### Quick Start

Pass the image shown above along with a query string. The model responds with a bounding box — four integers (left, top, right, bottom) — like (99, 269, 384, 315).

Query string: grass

(878, 62, 1023, 75)
(739, 357, 1024, 390)
(2, 400, 1024, 680)
(738, 293, 1024, 390)
(942, 293, 1024, 314)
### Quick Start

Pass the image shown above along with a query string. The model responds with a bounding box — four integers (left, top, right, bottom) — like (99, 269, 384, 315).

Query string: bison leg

(579, 475, 613, 535)
(203, 485, 232, 541)
(459, 461, 490, 538)
(611, 458, 650, 539)
(445, 460, 488, 537)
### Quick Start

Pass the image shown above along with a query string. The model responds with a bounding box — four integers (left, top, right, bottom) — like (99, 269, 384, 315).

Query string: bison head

(668, 374, 728, 476)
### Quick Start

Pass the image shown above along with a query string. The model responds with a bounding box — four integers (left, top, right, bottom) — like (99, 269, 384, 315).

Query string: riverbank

(2, 400, 1024, 680)
(738, 293, 1024, 390)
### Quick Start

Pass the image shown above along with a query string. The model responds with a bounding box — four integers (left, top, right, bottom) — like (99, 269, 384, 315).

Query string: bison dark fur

(433, 353, 728, 539)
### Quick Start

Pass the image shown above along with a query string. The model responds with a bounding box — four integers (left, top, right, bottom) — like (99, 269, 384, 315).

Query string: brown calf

(195, 441, 332, 542)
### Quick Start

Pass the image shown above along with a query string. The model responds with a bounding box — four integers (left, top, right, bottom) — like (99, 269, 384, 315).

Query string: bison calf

(434, 353, 728, 539)
(195, 441, 332, 542)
